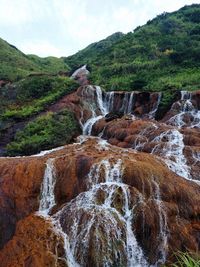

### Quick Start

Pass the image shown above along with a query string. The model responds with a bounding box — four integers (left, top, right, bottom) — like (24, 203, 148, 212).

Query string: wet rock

(0, 214, 67, 267)
(0, 138, 199, 266)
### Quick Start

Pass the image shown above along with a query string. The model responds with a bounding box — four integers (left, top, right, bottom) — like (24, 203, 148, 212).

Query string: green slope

(64, 4, 200, 93)
(0, 38, 69, 81)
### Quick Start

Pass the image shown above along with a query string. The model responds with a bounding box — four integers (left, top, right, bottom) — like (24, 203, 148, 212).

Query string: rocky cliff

(0, 85, 199, 266)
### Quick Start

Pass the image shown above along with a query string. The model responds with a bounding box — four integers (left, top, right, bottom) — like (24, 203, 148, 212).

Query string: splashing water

(54, 159, 149, 267)
(152, 179, 168, 265)
(105, 92, 115, 113)
(82, 86, 107, 135)
(39, 158, 56, 215)
(148, 93, 162, 119)
(95, 86, 108, 115)
(120, 92, 135, 114)
(38, 158, 79, 266)
(167, 91, 200, 128)
(127, 92, 135, 114)
(152, 129, 190, 179)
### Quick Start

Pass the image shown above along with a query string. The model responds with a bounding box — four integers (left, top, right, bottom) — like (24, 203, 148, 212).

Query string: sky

(0, 0, 200, 57)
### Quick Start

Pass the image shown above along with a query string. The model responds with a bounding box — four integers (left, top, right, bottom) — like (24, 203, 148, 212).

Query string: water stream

(167, 91, 200, 128)
(54, 159, 149, 267)
(37, 86, 199, 266)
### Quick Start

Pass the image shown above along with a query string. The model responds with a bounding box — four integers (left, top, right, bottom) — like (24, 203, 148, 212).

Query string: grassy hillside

(1, 4, 200, 155)
(0, 38, 69, 81)
(65, 32, 124, 73)
(64, 4, 200, 93)
(0, 75, 79, 156)
(6, 110, 80, 156)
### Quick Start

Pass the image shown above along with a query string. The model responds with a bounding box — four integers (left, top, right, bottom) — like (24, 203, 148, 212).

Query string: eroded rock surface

(0, 138, 199, 266)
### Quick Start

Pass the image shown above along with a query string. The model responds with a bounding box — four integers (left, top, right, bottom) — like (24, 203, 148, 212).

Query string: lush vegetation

(0, 38, 69, 81)
(0, 75, 78, 121)
(0, 75, 78, 155)
(1, 4, 200, 155)
(6, 110, 80, 156)
(65, 4, 200, 96)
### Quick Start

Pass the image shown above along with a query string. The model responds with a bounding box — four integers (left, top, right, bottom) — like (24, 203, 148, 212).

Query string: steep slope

(0, 38, 69, 81)
(65, 32, 124, 72)
(64, 4, 200, 92)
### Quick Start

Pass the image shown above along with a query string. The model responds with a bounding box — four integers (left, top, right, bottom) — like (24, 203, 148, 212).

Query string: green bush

(6, 110, 80, 156)
(64, 4, 200, 95)
(1, 76, 78, 120)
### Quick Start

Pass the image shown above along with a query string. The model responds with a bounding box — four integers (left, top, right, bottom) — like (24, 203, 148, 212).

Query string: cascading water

(152, 179, 168, 266)
(82, 87, 135, 135)
(151, 129, 191, 180)
(167, 91, 200, 128)
(54, 159, 149, 267)
(120, 92, 135, 114)
(133, 123, 158, 151)
(148, 93, 162, 119)
(36, 84, 199, 266)
(38, 157, 79, 267)
(105, 92, 115, 113)
(82, 86, 108, 135)
(39, 158, 56, 215)
(127, 92, 135, 114)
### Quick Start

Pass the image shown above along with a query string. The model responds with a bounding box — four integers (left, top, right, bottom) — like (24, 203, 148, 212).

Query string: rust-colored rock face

(48, 85, 162, 127)
(0, 87, 200, 266)
(0, 137, 199, 266)
(0, 215, 67, 267)
(0, 156, 46, 248)
(92, 91, 200, 182)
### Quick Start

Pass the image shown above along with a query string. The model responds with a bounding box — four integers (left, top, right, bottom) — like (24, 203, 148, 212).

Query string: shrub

(6, 110, 80, 156)
(1, 76, 78, 120)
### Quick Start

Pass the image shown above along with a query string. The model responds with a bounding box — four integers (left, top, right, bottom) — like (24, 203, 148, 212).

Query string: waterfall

(148, 93, 162, 119)
(105, 92, 115, 113)
(151, 129, 191, 180)
(95, 86, 107, 115)
(82, 86, 107, 135)
(167, 90, 200, 128)
(120, 93, 130, 114)
(133, 123, 158, 151)
(71, 64, 89, 78)
(38, 158, 79, 266)
(39, 158, 56, 215)
(55, 159, 149, 267)
(82, 114, 103, 135)
(181, 90, 191, 100)
(127, 92, 135, 114)
(152, 179, 168, 265)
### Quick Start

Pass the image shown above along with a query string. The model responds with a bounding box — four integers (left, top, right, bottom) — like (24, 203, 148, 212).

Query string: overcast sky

(0, 0, 200, 57)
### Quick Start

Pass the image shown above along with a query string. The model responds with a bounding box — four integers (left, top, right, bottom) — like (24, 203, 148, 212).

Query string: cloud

(0, 0, 200, 57)
(20, 40, 63, 57)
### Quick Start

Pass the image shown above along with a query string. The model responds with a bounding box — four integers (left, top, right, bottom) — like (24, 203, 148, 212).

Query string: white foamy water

(38, 158, 79, 266)
(82, 86, 108, 135)
(152, 179, 168, 265)
(82, 87, 161, 137)
(167, 91, 200, 128)
(39, 158, 56, 215)
(152, 129, 191, 180)
(54, 159, 149, 267)
(105, 91, 115, 113)
(71, 64, 89, 78)
(148, 93, 162, 119)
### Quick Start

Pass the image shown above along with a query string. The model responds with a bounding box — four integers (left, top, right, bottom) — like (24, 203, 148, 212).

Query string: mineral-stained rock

(0, 214, 67, 267)
(0, 137, 199, 266)
(0, 156, 46, 249)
